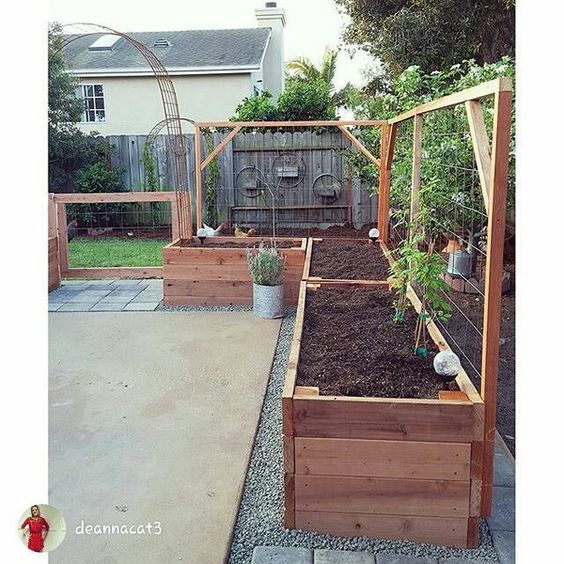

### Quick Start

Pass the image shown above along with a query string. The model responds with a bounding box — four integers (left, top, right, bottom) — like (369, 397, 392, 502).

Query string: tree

(335, 0, 515, 76)
(48, 24, 111, 192)
(287, 47, 339, 90)
(277, 77, 336, 121)
(230, 77, 337, 122)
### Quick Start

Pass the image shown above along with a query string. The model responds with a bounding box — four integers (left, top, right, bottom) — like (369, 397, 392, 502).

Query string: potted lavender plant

(247, 243, 285, 319)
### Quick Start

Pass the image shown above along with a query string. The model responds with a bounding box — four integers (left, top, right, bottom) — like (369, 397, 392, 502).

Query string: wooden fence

(49, 191, 191, 279)
(107, 130, 378, 230)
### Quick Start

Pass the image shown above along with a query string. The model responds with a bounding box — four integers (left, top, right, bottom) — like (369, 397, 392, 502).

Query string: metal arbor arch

(56, 23, 191, 235)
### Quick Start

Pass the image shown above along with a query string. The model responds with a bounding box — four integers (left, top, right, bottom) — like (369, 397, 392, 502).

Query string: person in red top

(21, 505, 49, 552)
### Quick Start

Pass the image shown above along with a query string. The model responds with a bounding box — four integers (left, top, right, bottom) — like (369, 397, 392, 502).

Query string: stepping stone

(487, 486, 515, 531)
(58, 302, 98, 312)
(95, 296, 135, 304)
(108, 289, 143, 297)
(48, 303, 63, 312)
(67, 291, 109, 302)
(252, 546, 313, 564)
(90, 302, 128, 312)
(315, 548, 375, 563)
(123, 302, 160, 311)
(490, 530, 515, 564)
(377, 556, 438, 564)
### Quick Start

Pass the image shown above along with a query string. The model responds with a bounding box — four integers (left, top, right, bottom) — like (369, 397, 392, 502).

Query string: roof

(62, 28, 271, 76)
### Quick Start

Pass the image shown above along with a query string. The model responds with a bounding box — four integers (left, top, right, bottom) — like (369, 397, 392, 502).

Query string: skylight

(152, 39, 172, 48)
(89, 34, 121, 51)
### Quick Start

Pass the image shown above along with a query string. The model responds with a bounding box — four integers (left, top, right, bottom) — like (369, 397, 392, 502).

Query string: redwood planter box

(163, 236, 307, 306)
(303, 237, 390, 286)
(48, 236, 61, 291)
(282, 281, 485, 548)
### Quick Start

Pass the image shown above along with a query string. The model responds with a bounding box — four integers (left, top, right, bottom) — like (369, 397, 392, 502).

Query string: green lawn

(68, 237, 168, 268)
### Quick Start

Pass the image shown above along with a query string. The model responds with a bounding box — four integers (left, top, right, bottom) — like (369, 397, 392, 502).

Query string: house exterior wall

(75, 73, 253, 135)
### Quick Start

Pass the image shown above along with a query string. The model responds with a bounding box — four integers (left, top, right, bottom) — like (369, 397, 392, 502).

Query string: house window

(76, 84, 106, 123)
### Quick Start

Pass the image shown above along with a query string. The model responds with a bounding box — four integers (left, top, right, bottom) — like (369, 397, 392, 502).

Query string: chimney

(255, 2, 286, 101)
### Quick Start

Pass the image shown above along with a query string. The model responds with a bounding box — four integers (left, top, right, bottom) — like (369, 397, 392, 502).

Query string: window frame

(76, 83, 107, 123)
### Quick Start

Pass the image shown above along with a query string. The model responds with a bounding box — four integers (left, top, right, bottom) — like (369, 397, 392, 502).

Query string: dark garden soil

(178, 239, 299, 248)
(310, 240, 390, 280)
(442, 290, 515, 456)
(296, 286, 456, 399)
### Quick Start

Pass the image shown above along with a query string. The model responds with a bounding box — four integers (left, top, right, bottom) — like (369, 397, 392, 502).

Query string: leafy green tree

(231, 91, 279, 122)
(277, 77, 336, 121)
(230, 78, 337, 122)
(287, 47, 339, 89)
(48, 24, 111, 192)
(335, 0, 515, 76)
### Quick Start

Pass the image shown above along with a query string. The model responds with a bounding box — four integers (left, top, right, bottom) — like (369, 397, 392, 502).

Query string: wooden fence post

(56, 203, 69, 274)
(48, 193, 57, 238)
(409, 114, 423, 239)
(194, 124, 203, 229)
(377, 123, 389, 238)
(479, 87, 512, 516)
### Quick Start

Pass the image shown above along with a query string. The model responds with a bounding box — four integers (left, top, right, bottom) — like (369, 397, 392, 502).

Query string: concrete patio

(49, 310, 281, 563)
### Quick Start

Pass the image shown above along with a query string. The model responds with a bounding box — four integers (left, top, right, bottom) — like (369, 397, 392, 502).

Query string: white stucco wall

(75, 73, 254, 135)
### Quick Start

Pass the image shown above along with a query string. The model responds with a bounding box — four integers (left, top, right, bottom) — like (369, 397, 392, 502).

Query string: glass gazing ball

(368, 227, 380, 240)
(433, 350, 462, 377)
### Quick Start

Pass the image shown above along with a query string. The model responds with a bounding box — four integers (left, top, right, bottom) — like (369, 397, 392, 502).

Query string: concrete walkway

(49, 311, 281, 564)
(49, 279, 163, 312)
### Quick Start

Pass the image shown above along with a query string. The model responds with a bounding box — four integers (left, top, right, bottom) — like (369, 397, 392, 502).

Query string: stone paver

(315, 548, 375, 563)
(122, 302, 160, 311)
(90, 302, 130, 311)
(252, 546, 313, 564)
(487, 486, 515, 531)
(57, 302, 98, 312)
(376, 556, 437, 564)
(49, 279, 163, 312)
(489, 530, 514, 564)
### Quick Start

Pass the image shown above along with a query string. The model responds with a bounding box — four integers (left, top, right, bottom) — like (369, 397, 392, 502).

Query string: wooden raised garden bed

(282, 280, 484, 548)
(303, 237, 390, 286)
(163, 236, 307, 306)
(48, 236, 61, 291)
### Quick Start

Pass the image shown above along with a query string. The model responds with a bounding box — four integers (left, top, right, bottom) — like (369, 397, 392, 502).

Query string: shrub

(247, 243, 285, 286)
(277, 77, 336, 121)
(70, 163, 127, 227)
(231, 91, 279, 122)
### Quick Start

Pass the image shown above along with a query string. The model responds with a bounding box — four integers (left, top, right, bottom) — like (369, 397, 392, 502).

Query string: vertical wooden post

(170, 195, 180, 242)
(377, 123, 389, 239)
(479, 87, 512, 516)
(48, 193, 57, 238)
(56, 203, 69, 274)
(409, 114, 423, 238)
(194, 124, 203, 229)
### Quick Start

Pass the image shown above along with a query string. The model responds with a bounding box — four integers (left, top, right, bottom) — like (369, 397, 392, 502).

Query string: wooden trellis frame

(381, 77, 513, 517)
(49, 191, 191, 279)
(192, 119, 387, 229)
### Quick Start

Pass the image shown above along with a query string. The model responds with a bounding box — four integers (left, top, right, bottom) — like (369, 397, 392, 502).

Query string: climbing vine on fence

(203, 131, 220, 227)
